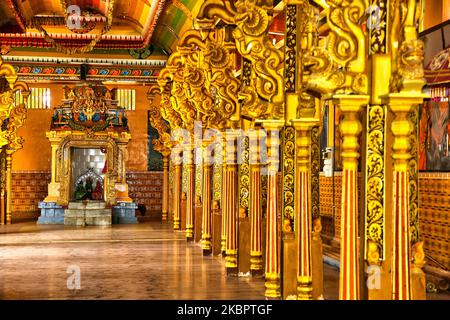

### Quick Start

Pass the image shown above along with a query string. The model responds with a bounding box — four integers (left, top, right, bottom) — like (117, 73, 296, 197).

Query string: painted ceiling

(0, 0, 200, 53)
(0, 0, 327, 82)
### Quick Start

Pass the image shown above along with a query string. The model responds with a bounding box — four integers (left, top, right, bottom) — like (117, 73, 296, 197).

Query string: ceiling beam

(5, 0, 27, 32)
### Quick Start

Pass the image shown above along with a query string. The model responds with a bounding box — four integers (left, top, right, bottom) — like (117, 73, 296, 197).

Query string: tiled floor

(0, 221, 265, 300)
(0, 221, 447, 300)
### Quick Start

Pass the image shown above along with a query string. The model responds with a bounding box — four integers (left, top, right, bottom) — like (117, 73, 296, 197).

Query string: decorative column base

(44, 182, 61, 203)
(312, 219, 324, 299)
(115, 183, 133, 203)
(112, 202, 138, 224)
(221, 237, 227, 256)
(37, 201, 65, 224)
(265, 273, 281, 300)
(297, 276, 313, 300)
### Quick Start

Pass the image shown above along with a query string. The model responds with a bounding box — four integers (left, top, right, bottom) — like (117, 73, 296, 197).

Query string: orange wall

(424, 0, 448, 30)
(12, 83, 151, 172)
(123, 85, 149, 171)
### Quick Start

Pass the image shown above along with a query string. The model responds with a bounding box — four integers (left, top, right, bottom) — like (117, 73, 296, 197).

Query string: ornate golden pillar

(162, 155, 170, 221)
(194, 145, 203, 242)
(115, 138, 133, 203)
(168, 160, 174, 222)
(225, 131, 239, 275)
(0, 152, 5, 225)
(261, 120, 284, 299)
(221, 139, 227, 255)
(44, 134, 61, 203)
(186, 146, 195, 241)
(173, 162, 182, 231)
(383, 93, 426, 300)
(291, 120, 314, 300)
(5, 150, 12, 224)
(249, 131, 263, 276)
(201, 140, 213, 255)
(333, 94, 370, 300)
(311, 125, 323, 299)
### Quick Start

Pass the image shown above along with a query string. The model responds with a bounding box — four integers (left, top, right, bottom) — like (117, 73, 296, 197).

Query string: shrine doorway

(70, 147, 106, 202)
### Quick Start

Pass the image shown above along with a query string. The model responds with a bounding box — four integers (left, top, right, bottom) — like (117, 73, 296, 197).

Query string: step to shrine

(64, 201, 111, 226)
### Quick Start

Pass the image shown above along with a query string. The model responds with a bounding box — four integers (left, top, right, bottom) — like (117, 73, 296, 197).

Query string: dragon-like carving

(304, 0, 368, 96)
(6, 100, 27, 153)
(165, 53, 197, 132)
(197, 0, 284, 120)
(0, 57, 20, 148)
(157, 70, 183, 131)
(203, 40, 240, 127)
(389, 0, 425, 93)
(147, 85, 172, 156)
(0, 79, 29, 148)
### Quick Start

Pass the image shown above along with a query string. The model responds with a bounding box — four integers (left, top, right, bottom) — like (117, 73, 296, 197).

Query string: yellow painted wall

(12, 83, 151, 172)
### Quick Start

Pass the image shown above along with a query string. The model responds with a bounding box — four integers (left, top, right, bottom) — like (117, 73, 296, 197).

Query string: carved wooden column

(5, 151, 12, 224)
(310, 125, 323, 299)
(201, 141, 213, 255)
(173, 162, 182, 230)
(249, 130, 263, 276)
(0, 152, 5, 225)
(44, 134, 61, 203)
(333, 95, 369, 300)
(186, 147, 195, 241)
(194, 145, 203, 242)
(291, 120, 314, 300)
(221, 139, 227, 255)
(162, 155, 170, 221)
(383, 93, 426, 300)
(261, 120, 284, 299)
(168, 160, 174, 223)
(225, 131, 239, 275)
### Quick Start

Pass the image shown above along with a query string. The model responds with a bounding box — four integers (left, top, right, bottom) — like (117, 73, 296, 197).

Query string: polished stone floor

(0, 221, 268, 299)
(0, 221, 447, 300)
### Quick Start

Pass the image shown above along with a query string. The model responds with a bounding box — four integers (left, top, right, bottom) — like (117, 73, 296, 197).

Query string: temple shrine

(0, 0, 449, 301)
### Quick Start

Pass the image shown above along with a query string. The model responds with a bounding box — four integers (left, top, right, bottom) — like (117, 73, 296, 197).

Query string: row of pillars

(158, 94, 423, 300)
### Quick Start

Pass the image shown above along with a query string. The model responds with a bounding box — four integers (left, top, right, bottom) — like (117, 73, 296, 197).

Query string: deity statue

(91, 181, 104, 200)
(74, 181, 87, 200)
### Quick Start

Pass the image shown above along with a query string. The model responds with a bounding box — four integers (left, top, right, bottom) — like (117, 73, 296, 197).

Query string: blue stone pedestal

(112, 202, 138, 224)
(37, 202, 65, 224)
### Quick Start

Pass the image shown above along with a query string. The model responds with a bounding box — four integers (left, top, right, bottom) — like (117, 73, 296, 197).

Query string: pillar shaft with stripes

(249, 131, 263, 275)
(201, 142, 213, 255)
(225, 132, 238, 274)
(261, 120, 284, 299)
(292, 121, 315, 300)
(333, 95, 369, 300)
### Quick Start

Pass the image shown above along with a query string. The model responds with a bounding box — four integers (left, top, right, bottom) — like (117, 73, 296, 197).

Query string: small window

(117, 89, 136, 111)
(14, 88, 51, 109)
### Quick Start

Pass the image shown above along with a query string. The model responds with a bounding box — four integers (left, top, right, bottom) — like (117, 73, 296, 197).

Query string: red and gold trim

(333, 95, 369, 300)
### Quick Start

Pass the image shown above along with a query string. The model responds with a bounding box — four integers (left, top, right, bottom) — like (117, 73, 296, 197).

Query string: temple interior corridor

(0, 0, 449, 303)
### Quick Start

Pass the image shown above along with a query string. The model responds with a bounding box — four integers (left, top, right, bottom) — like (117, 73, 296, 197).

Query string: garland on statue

(29, 0, 116, 55)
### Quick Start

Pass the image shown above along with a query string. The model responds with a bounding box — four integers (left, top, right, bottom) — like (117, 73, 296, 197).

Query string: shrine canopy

(425, 47, 450, 85)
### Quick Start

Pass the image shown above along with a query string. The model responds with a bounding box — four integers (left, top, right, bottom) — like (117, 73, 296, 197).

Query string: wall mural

(419, 100, 450, 171)
(147, 111, 163, 171)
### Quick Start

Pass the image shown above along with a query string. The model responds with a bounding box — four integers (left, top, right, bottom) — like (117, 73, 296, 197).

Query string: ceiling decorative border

(10, 63, 162, 82)
(2, 55, 166, 67)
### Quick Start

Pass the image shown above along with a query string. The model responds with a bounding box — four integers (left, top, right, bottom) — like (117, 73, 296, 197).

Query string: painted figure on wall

(418, 102, 430, 170)
(420, 100, 450, 171)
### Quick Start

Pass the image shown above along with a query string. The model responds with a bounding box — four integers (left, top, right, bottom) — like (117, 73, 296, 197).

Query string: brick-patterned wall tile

(127, 171, 163, 213)
(319, 172, 450, 269)
(11, 171, 51, 215)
